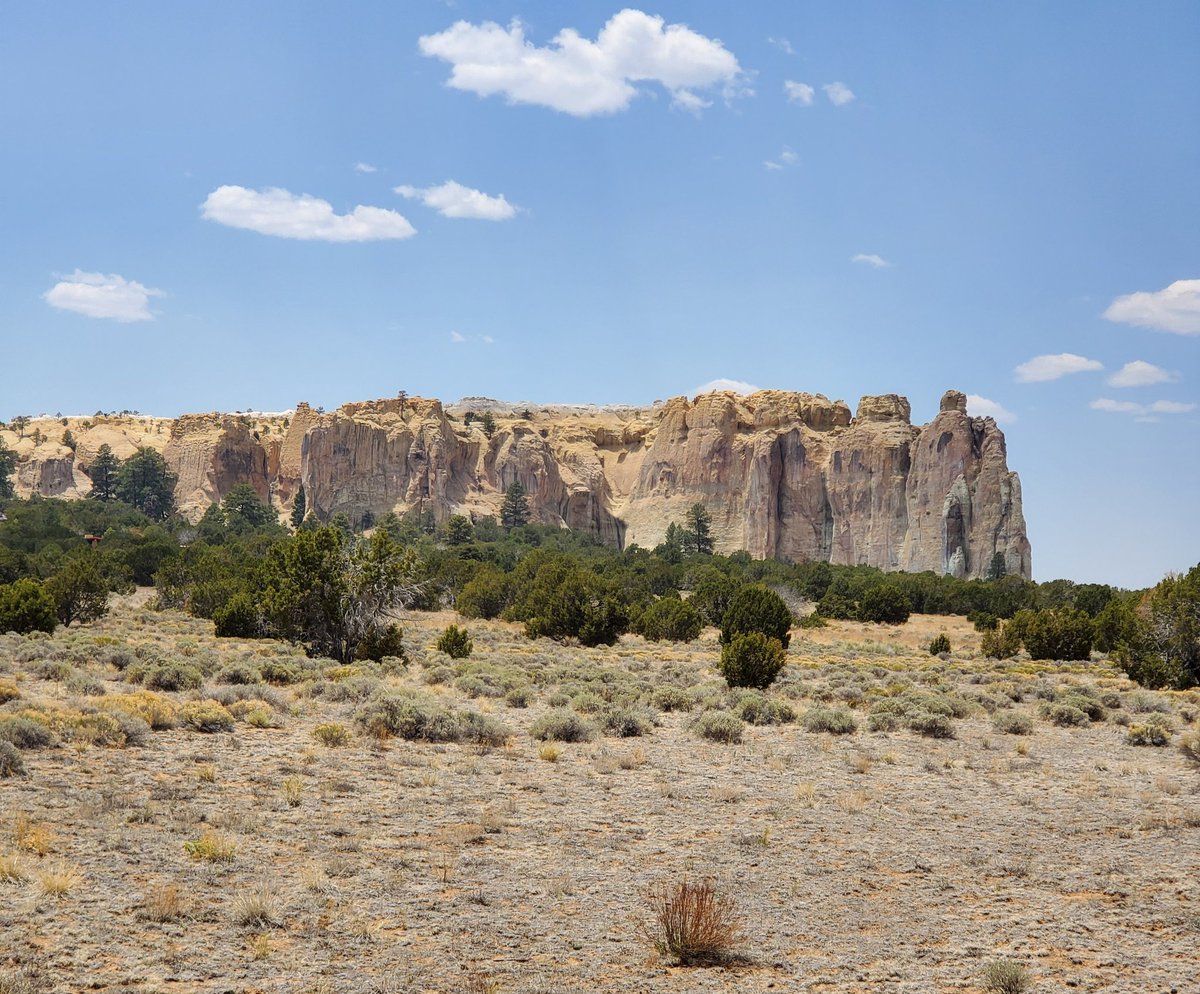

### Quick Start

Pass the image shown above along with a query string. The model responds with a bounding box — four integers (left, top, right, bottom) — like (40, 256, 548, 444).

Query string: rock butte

(2, 388, 1031, 580)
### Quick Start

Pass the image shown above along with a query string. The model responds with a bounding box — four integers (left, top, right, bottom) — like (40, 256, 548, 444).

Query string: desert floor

(1, 598, 1197, 994)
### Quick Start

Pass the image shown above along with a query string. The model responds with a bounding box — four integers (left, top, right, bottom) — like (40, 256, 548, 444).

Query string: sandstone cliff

(1, 389, 1031, 579)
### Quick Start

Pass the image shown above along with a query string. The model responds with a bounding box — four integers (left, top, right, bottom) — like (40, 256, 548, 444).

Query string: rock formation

(1, 388, 1032, 579)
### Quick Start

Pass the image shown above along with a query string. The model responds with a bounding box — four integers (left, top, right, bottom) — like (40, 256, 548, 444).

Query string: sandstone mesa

(1, 388, 1031, 580)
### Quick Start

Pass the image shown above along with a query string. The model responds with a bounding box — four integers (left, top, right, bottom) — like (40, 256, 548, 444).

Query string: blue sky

(1, 1, 1197, 588)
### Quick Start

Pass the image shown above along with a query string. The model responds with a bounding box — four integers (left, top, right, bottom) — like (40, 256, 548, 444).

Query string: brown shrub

(643, 877, 743, 965)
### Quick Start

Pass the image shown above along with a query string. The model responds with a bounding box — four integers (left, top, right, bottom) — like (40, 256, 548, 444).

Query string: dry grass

(12, 815, 52, 856)
(183, 830, 237, 863)
(139, 882, 186, 922)
(36, 859, 83, 898)
(643, 877, 743, 965)
(0, 852, 27, 882)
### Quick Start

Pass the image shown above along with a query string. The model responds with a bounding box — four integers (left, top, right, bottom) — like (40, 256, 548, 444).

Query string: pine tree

(291, 485, 307, 528)
(115, 447, 177, 520)
(88, 444, 122, 502)
(684, 503, 714, 555)
(500, 481, 530, 530)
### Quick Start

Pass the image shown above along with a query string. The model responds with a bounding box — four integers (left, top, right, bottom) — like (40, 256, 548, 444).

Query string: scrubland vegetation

(0, 479, 1198, 991)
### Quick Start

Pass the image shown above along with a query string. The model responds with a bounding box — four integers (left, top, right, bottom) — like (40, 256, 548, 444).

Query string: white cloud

(395, 180, 517, 221)
(966, 394, 1017, 424)
(784, 80, 814, 105)
(1013, 352, 1103, 383)
(450, 330, 494, 346)
(822, 81, 855, 106)
(1091, 397, 1196, 416)
(767, 36, 794, 55)
(201, 186, 416, 242)
(354, 162, 378, 173)
(418, 9, 744, 116)
(692, 378, 760, 396)
(852, 253, 891, 269)
(1107, 360, 1173, 388)
(1150, 399, 1196, 414)
(1103, 279, 1200, 335)
(763, 147, 798, 171)
(44, 270, 163, 322)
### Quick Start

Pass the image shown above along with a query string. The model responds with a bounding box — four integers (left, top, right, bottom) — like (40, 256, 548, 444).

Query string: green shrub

(602, 706, 654, 738)
(354, 622, 406, 663)
(858, 585, 911, 625)
(1180, 731, 1200, 766)
(981, 624, 1022, 659)
(719, 632, 787, 690)
(928, 633, 951, 656)
(866, 712, 900, 733)
(797, 611, 827, 629)
(134, 660, 203, 692)
(908, 712, 955, 738)
(313, 722, 351, 746)
(636, 598, 704, 643)
(213, 592, 260, 639)
(692, 710, 744, 744)
(1020, 608, 1094, 661)
(993, 711, 1033, 735)
(0, 717, 56, 749)
(355, 692, 509, 746)
(733, 692, 795, 726)
(504, 686, 532, 708)
(650, 686, 695, 712)
(1057, 691, 1105, 722)
(216, 662, 262, 686)
(968, 611, 999, 632)
(801, 708, 857, 735)
(528, 708, 598, 743)
(436, 624, 473, 659)
(980, 960, 1032, 994)
(179, 700, 236, 733)
(1126, 722, 1171, 747)
(720, 586, 792, 648)
(1040, 702, 1089, 727)
(455, 566, 511, 620)
(259, 659, 300, 685)
(0, 740, 25, 777)
(0, 579, 58, 635)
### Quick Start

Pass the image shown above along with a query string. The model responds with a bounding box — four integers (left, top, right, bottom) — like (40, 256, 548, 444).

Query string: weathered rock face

(2, 388, 1031, 579)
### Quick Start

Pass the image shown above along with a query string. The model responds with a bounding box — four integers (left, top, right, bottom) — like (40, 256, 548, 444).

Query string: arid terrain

(1, 599, 1197, 994)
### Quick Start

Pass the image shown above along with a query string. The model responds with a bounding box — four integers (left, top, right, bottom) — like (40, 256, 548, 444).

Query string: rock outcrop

(1, 388, 1032, 579)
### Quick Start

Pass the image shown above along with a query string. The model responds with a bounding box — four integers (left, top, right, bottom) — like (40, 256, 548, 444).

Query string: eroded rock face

(2, 388, 1031, 579)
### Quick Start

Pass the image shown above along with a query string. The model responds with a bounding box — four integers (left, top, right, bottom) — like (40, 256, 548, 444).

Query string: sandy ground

(1, 599, 1197, 994)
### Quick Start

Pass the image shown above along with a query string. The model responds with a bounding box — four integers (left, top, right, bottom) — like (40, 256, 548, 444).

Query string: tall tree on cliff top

(115, 447, 177, 521)
(88, 444, 122, 502)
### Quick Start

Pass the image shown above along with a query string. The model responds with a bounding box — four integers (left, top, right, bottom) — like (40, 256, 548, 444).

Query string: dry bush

(36, 859, 83, 897)
(282, 776, 304, 807)
(183, 830, 237, 863)
(981, 959, 1032, 994)
(1181, 731, 1200, 767)
(313, 723, 351, 747)
(643, 877, 743, 965)
(139, 883, 186, 922)
(231, 881, 283, 928)
(12, 815, 52, 856)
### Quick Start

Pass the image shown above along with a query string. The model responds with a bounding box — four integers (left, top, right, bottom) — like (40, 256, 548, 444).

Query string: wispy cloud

(44, 270, 164, 322)
(1103, 278, 1200, 335)
(966, 394, 1017, 424)
(822, 81, 855, 106)
(1091, 397, 1196, 417)
(852, 253, 891, 269)
(201, 186, 416, 241)
(1107, 360, 1174, 388)
(693, 378, 760, 396)
(419, 9, 744, 116)
(450, 330, 494, 345)
(783, 80, 814, 105)
(1013, 352, 1103, 383)
(395, 180, 517, 220)
(767, 36, 794, 55)
(763, 147, 798, 171)
(354, 162, 378, 174)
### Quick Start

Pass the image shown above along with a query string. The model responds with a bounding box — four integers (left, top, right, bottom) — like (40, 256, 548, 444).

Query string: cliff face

(1, 388, 1032, 579)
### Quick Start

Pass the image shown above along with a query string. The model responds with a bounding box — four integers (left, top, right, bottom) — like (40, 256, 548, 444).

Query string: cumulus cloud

(201, 186, 416, 241)
(44, 270, 163, 322)
(1107, 360, 1174, 388)
(822, 81, 855, 106)
(418, 9, 744, 116)
(354, 162, 378, 173)
(692, 378, 760, 396)
(966, 394, 1017, 424)
(784, 80, 814, 105)
(1090, 397, 1196, 416)
(1013, 352, 1103, 383)
(1103, 279, 1200, 335)
(395, 180, 517, 220)
(852, 253, 891, 269)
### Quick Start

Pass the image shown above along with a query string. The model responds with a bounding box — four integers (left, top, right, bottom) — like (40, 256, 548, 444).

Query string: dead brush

(642, 876, 743, 965)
